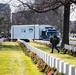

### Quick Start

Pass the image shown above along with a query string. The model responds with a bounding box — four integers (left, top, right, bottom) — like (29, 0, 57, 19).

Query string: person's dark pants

(51, 44, 60, 53)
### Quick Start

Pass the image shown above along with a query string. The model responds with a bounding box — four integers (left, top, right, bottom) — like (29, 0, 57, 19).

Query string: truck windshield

(47, 32, 58, 38)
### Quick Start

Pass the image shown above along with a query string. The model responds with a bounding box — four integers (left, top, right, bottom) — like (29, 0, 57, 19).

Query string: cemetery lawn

(0, 42, 43, 75)
(28, 42, 76, 67)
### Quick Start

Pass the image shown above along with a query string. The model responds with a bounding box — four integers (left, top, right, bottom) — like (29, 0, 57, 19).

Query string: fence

(18, 39, 76, 75)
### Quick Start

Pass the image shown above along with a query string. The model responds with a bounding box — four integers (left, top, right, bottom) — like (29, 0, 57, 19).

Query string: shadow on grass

(0, 44, 22, 51)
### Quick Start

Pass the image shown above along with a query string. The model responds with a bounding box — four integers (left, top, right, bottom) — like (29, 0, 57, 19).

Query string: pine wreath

(50, 37, 60, 45)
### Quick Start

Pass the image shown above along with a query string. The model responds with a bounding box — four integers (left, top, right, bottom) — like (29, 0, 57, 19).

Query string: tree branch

(17, 0, 64, 13)
(0, 0, 12, 11)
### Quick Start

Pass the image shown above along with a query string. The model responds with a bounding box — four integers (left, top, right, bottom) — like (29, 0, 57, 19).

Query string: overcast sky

(0, 0, 34, 12)
(0, 0, 18, 12)
(70, 3, 76, 21)
(0, 0, 29, 12)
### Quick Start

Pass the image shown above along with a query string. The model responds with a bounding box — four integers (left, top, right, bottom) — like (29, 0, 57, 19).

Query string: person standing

(50, 33, 60, 53)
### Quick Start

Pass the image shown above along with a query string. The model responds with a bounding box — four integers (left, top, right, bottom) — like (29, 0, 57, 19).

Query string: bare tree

(16, 0, 76, 47)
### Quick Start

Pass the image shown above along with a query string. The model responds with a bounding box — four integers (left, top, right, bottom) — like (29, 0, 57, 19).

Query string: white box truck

(11, 25, 60, 41)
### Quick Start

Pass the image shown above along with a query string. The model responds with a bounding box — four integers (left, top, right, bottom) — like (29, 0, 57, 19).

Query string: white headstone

(69, 65, 75, 75)
(63, 62, 69, 75)
(59, 60, 64, 73)
(55, 58, 60, 70)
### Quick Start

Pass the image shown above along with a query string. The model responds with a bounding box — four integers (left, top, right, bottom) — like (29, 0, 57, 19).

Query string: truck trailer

(11, 25, 60, 41)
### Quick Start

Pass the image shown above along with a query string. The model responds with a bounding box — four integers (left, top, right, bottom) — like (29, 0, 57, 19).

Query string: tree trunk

(61, 4, 70, 48)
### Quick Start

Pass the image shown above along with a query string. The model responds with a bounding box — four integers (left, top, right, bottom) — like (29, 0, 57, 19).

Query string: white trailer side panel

(34, 25, 39, 39)
(11, 25, 35, 39)
(11, 25, 40, 40)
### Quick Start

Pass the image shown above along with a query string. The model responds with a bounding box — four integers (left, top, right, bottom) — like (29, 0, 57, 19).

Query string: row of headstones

(34, 40, 76, 52)
(64, 44, 76, 52)
(34, 40, 61, 47)
(18, 39, 76, 75)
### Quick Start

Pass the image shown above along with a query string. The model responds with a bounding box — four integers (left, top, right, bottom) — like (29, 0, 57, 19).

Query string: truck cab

(41, 27, 60, 40)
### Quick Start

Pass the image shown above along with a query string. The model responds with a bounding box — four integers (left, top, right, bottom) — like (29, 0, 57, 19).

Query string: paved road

(69, 41, 76, 45)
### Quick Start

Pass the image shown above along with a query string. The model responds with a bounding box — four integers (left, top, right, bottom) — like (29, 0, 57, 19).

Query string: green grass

(0, 42, 43, 75)
(28, 42, 76, 67)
